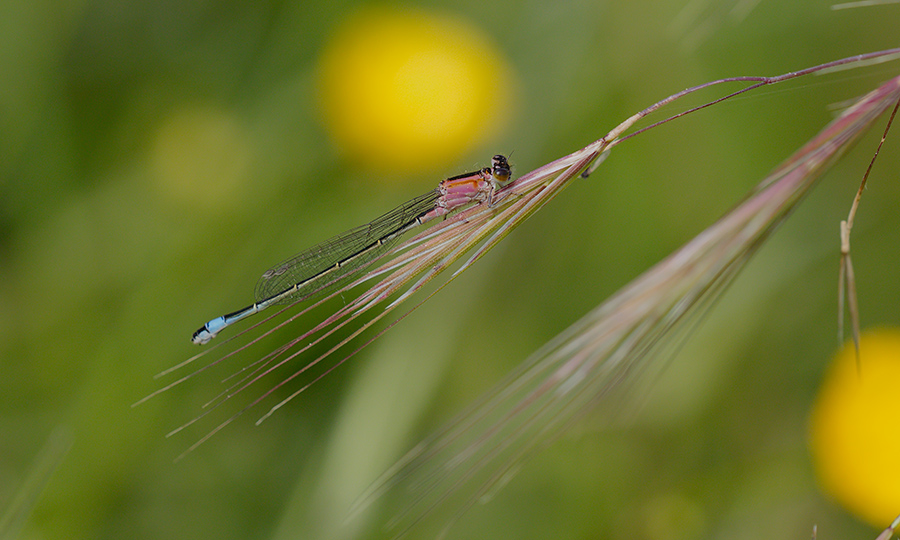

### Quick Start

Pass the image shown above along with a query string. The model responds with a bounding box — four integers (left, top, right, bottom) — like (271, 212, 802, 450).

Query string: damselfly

(192, 155, 512, 344)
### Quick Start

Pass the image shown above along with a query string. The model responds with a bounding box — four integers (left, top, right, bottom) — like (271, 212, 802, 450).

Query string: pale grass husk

(351, 73, 900, 539)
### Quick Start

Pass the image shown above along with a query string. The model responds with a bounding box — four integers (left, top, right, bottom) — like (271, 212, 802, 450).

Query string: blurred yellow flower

(151, 105, 251, 211)
(316, 7, 513, 173)
(810, 329, 900, 527)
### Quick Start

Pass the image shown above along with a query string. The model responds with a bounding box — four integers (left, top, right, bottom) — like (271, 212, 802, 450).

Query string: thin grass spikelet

(350, 70, 900, 538)
(138, 122, 620, 459)
(137, 50, 900, 478)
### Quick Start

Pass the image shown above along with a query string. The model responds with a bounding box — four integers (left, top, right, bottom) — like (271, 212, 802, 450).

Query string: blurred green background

(2, 1, 899, 539)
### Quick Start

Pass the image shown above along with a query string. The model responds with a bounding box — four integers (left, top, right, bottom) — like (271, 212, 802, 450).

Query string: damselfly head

(491, 154, 512, 187)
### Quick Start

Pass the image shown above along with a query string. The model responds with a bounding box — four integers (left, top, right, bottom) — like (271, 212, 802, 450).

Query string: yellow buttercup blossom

(316, 7, 513, 173)
(809, 328, 900, 526)
(151, 105, 251, 211)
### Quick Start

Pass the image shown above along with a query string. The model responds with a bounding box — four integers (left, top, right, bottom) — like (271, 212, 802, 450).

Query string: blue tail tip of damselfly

(191, 327, 214, 345)
(192, 317, 224, 345)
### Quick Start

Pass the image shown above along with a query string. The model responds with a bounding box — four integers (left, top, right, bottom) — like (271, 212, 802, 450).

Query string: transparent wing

(254, 189, 441, 304)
